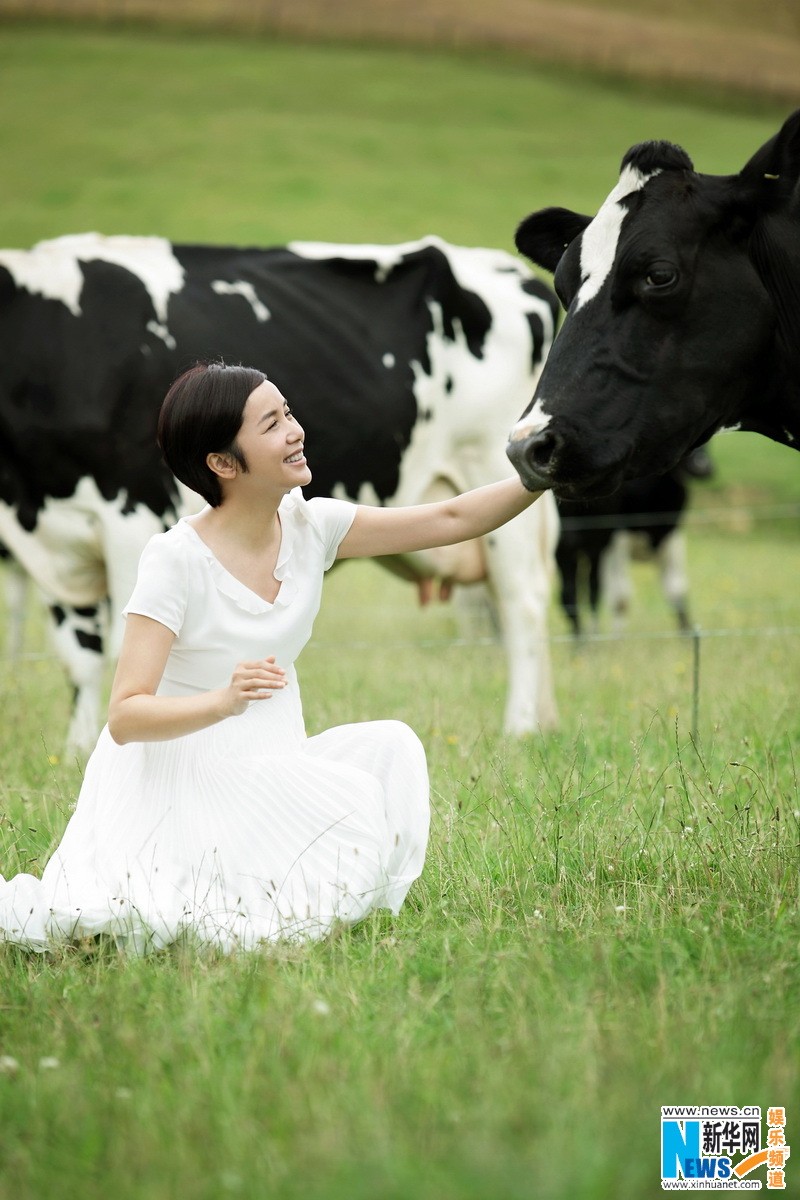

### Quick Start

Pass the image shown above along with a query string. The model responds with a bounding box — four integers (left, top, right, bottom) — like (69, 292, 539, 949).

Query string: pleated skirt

(0, 691, 430, 953)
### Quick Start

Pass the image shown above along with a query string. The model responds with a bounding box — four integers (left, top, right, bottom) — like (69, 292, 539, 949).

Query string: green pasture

(0, 24, 799, 1200)
(0, 23, 791, 250)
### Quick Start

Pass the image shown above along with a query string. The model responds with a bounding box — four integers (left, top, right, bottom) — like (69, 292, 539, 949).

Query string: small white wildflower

(607, 863, 615, 873)
(0, 1056, 19, 1075)
(682, 826, 694, 837)
(615, 905, 627, 913)
(533, 909, 544, 920)
(38, 1057, 60, 1070)
(311, 998, 331, 1016)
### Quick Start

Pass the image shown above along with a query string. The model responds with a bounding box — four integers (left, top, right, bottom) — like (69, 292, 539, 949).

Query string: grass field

(0, 24, 792, 249)
(0, 26, 798, 1200)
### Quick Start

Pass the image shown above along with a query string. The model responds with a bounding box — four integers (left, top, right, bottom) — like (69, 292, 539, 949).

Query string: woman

(0, 363, 543, 953)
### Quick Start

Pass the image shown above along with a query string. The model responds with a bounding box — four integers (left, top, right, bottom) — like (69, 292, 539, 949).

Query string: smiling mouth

(284, 450, 305, 464)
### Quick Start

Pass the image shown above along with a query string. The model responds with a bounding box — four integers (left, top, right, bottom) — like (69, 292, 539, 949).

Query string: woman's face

(232, 380, 312, 493)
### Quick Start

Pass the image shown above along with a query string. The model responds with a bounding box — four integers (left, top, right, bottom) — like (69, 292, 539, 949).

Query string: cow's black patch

(524, 278, 560, 370)
(75, 629, 103, 654)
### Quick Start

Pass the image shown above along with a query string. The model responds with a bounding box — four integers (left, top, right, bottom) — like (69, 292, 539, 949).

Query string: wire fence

(5, 617, 797, 746)
(0, 496, 797, 648)
(3, 620, 799, 660)
(297, 619, 799, 744)
(558, 502, 800, 532)
(0, 497, 797, 742)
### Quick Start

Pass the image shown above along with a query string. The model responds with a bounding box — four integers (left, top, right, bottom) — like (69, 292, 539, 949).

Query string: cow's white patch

(575, 165, 659, 311)
(0, 233, 184, 321)
(0, 475, 201, 628)
(508, 400, 552, 443)
(48, 605, 108, 754)
(0, 478, 164, 611)
(146, 320, 176, 350)
(288, 235, 552, 299)
(289, 238, 416, 283)
(382, 353, 396, 369)
(211, 279, 270, 322)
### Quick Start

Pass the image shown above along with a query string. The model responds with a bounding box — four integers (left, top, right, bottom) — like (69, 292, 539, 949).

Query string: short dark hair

(158, 362, 267, 506)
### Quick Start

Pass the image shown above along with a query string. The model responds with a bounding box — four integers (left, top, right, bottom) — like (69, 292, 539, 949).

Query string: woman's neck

(194, 489, 285, 553)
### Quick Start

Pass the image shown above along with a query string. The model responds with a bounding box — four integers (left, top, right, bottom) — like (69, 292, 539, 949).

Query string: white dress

(0, 490, 430, 953)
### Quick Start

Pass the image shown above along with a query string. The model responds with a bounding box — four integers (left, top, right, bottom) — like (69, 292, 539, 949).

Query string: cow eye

(645, 264, 678, 289)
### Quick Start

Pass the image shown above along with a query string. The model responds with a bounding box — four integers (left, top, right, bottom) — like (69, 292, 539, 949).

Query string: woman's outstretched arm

(336, 477, 544, 561)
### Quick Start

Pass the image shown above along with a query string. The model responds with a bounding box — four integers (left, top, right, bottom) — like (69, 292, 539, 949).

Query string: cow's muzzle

(506, 428, 562, 492)
(507, 426, 629, 500)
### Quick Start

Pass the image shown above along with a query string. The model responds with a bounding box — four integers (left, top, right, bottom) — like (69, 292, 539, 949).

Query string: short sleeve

(122, 532, 188, 635)
(303, 496, 358, 569)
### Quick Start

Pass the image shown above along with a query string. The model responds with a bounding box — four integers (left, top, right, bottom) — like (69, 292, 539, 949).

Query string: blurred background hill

(2, 0, 799, 104)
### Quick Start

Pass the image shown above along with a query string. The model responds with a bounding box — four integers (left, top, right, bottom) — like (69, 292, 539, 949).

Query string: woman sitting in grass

(0, 362, 543, 953)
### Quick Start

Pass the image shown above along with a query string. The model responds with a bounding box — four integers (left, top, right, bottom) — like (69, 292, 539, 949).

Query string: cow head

(507, 110, 800, 497)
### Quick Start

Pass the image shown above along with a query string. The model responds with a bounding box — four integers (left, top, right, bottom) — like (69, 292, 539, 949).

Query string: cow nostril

(526, 429, 560, 470)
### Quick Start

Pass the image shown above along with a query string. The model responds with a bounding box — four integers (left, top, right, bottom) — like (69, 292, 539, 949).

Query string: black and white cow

(507, 110, 800, 497)
(556, 448, 713, 636)
(0, 233, 560, 749)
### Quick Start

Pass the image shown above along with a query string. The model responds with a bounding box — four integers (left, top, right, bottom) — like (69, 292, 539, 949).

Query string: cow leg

(48, 603, 108, 755)
(2, 553, 29, 658)
(555, 539, 581, 637)
(657, 529, 691, 631)
(482, 491, 559, 735)
(586, 547, 604, 635)
(601, 531, 633, 634)
(98, 505, 166, 656)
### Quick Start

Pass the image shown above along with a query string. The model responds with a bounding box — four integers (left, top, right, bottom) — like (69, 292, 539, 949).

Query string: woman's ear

(206, 451, 238, 479)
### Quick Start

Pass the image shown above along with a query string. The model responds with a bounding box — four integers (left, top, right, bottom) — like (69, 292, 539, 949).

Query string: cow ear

(737, 108, 800, 206)
(515, 207, 592, 274)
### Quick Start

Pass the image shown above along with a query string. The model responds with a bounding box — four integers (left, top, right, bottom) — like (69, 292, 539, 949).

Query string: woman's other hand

(225, 656, 286, 715)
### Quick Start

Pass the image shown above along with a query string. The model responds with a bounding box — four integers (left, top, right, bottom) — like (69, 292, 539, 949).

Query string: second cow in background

(555, 448, 714, 637)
